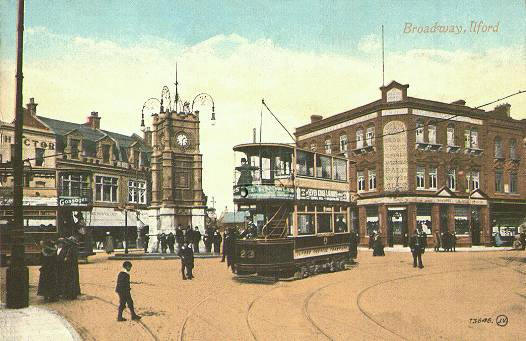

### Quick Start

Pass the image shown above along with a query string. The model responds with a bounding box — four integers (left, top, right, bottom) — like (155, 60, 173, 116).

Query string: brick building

(295, 81, 526, 247)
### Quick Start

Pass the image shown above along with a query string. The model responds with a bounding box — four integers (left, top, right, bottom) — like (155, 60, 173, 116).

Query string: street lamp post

(6, 0, 29, 309)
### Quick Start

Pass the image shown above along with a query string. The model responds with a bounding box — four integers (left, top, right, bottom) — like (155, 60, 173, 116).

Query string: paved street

(24, 250, 526, 340)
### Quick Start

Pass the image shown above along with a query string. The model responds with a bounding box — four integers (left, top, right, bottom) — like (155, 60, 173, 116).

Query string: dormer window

(70, 139, 80, 159)
(102, 144, 111, 163)
(133, 150, 141, 168)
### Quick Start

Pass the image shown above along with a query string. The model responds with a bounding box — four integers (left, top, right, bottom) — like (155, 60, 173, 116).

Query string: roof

(218, 211, 250, 224)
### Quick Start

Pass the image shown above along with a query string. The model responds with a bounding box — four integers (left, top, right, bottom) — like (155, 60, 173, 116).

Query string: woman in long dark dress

(62, 237, 81, 300)
(373, 234, 385, 256)
(37, 241, 59, 301)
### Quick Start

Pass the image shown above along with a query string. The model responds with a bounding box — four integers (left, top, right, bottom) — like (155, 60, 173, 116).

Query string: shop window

(416, 120, 424, 143)
(429, 167, 437, 190)
(35, 148, 45, 166)
(356, 129, 364, 149)
(296, 150, 314, 177)
(416, 166, 425, 189)
(510, 172, 518, 193)
(368, 170, 376, 190)
(95, 175, 118, 202)
(494, 137, 503, 159)
(454, 206, 470, 235)
(428, 125, 437, 144)
(316, 155, 331, 179)
(128, 180, 146, 204)
(357, 171, 365, 192)
(335, 214, 348, 233)
(495, 169, 503, 192)
(298, 214, 314, 235)
(340, 135, 348, 152)
(366, 206, 379, 236)
(447, 125, 455, 146)
(333, 158, 347, 181)
(510, 139, 517, 160)
(317, 213, 332, 233)
(447, 169, 456, 191)
(324, 139, 332, 154)
(416, 205, 432, 235)
(366, 126, 375, 146)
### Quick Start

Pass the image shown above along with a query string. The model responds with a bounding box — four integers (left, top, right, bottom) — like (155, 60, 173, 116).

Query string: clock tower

(148, 96, 206, 247)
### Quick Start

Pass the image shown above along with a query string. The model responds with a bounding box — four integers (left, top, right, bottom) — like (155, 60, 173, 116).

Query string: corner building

(295, 81, 526, 247)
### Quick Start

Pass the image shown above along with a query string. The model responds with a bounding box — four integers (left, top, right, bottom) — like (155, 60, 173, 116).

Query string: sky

(0, 0, 525, 213)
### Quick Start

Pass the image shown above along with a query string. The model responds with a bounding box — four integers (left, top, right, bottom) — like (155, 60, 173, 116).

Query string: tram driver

(237, 158, 253, 186)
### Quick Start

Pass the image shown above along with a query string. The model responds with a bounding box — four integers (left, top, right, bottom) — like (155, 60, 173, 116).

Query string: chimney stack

(26, 98, 38, 115)
(310, 115, 323, 123)
(86, 111, 101, 129)
(143, 127, 152, 147)
(493, 103, 511, 118)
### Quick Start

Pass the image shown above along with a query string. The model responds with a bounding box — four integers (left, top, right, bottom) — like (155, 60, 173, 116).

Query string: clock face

(176, 133, 189, 147)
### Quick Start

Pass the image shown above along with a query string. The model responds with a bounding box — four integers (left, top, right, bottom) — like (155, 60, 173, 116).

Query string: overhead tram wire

(261, 99, 296, 144)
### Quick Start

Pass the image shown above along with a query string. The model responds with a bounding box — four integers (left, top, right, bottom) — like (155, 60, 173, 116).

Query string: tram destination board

(234, 185, 295, 200)
(298, 188, 349, 202)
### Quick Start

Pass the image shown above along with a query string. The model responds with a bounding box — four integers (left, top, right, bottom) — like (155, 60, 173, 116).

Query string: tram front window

(298, 214, 314, 235)
(317, 214, 332, 233)
(297, 150, 314, 177)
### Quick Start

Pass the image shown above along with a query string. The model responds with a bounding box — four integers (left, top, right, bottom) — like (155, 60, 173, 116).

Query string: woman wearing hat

(37, 240, 59, 301)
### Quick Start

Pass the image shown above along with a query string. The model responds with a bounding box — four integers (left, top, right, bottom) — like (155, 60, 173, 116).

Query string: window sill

(464, 148, 483, 156)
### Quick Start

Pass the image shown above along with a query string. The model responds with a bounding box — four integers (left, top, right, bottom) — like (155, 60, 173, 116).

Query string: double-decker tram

(232, 143, 354, 279)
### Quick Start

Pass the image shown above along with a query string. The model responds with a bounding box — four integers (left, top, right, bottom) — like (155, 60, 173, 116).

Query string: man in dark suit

(192, 226, 201, 253)
(167, 232, 176, 254)
(178, 242, 194, 280)
(409, 229, 426, 269)
(115, 261, 141, 321)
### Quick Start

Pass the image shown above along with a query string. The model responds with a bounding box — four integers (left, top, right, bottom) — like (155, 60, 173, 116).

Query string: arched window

(366, 125, 375, 146)
(447, 124, 455, 146)
(428, 124, 436, 144)
(416, 120, 424, 143)
(324, 137, 332, 154)
(356, 128, 364, 149)
(339, 135, 348, 152)
(510, 139, 517, 160)
(494, 136, 503, 158)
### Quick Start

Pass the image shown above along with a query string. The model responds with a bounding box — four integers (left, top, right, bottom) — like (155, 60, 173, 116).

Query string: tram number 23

(240, 249, 255, 258)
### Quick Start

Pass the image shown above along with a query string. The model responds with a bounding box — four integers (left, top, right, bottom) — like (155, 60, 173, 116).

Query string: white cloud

(1, 28, 525, 214)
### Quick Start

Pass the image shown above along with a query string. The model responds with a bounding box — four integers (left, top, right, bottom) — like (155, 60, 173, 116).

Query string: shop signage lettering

(58, 196, 90, 206)
(294, 245, 349, 259)
(298, 188, 349, 202)
(23, 137, 55, 150)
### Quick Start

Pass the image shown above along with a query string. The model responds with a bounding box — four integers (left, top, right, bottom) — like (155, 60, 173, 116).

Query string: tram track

(245, 283, 285, 341)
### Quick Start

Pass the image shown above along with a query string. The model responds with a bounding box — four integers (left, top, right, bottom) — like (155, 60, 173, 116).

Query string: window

(334, 214, 348, 233)
(340, 135, 348, 152)
(102, 145, 111, 163)
(464, 130, 470, 148)
(61, 174, 89, 197)
(95, 175, 118, 202)
(416, 205, 432, 235)
(333, 158, 347, 181)
(429, 167, 437, 189)
(317, 212, 332, 233)
(296, 150, 314, 177)
(128, 180, 146, 204)
(468, 171, 480, 191)
(495, 169, 503, 192)
(510, 139, 517, 160)
(70, 139, 80, 159)
(471, 130, 478, 148)
(510, 172, 518, 193)
(366, 206, 379, 236)
(133, 150, 140, 168)
(35, 148, 45, 166)
(494, 137, 503, 158)
(366, 126, 375, 146)
(298, 214, 314, 235)
(35, 181, 46, 187)
(368, 170, 376, 190)
(447, 125, 455, 146)
(324, 139, 332, 154)
(316, 155, 331, 179)
(310, 144, 316, 151)
(416, 166, 425, 189)
(428, 125, 437, 144)
(447, 169, 456, 191)
(356, 129, 364, 149)
(454, 206, 470, 235)
(416, 121, 424, 143)
(357, 171, 365, 192)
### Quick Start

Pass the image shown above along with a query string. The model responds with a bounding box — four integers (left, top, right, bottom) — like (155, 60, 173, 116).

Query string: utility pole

(6, 0, 29, 309)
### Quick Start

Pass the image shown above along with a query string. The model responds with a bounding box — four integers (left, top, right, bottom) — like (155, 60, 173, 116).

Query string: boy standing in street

(115, 261, 141, 321)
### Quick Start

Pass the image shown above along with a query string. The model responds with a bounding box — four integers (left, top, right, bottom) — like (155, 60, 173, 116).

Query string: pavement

(0, 305, 81, 341)
(359, 245, 515, 252)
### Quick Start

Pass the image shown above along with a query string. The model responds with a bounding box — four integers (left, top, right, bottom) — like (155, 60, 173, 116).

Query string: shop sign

(1, 196, 57, 206)
(233, 185, 295, 200)
(294, 245, 349, 259)
(298, 188, 349, 202)
(58, 196, 90, 207)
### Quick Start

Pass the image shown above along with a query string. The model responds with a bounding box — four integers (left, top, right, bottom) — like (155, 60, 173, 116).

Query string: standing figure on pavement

(185, 225, 194, 245)
(37, 240, 59, 301)
(203, 229, 212, 253)
(222, 229, 230, 262)
(159, 233, 167, 254)
(142, 228, 149, 253)
(372, 232, 385, 256)
(192, 226, 201, 253)
(213, 229, 222, 255)
(434, 231, 441, 252)
(115, 261, 141, 321)
(452, 231, 457, 252)
(104, 231, 114, 254)
(178, 242, 195, 280)
(409, 229, 426, 269)
(175, 225, 184, 254)
(167, 232, 176, 254)
(348, 230, 358, 262)
(62, 237, 81, 300)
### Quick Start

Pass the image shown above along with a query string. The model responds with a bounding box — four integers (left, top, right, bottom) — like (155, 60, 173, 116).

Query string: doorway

(388, 208, 408, 246)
